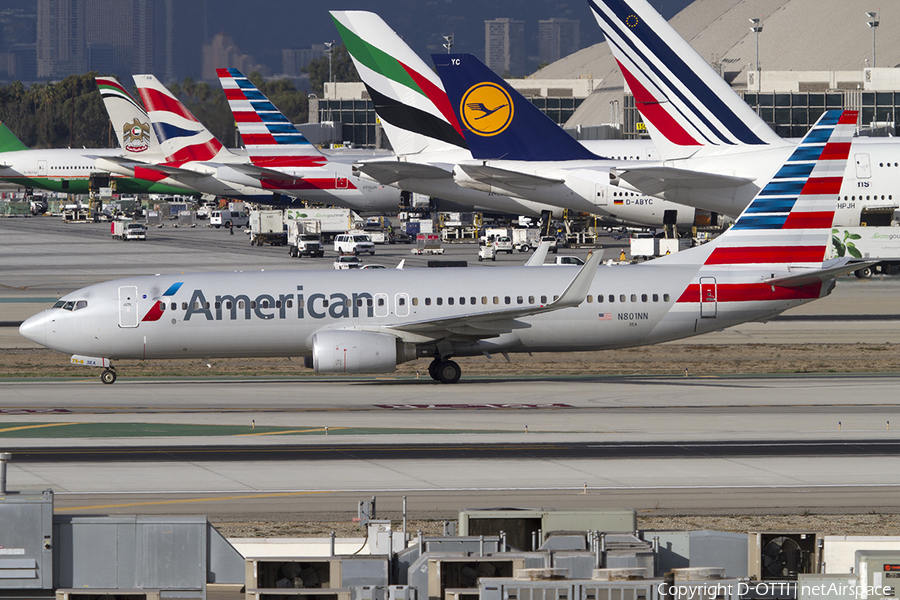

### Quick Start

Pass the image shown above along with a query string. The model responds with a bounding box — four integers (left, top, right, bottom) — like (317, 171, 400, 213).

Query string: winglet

(524, 240, 553, 266)
(546, 249, 603, 308)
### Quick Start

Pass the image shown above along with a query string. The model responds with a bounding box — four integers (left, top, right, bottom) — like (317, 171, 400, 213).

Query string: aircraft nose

(19, 312, 48, 347)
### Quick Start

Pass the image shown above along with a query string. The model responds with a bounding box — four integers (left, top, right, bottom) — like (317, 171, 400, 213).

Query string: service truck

(831, 226, 900, 278)
(111, 221, 147, 241)
(249, 210, 286, 246)
(511, 228, 541, 252)
(287, 220, 325, 258)
(210, 210, 248, 229)
(285, 208, 363, 242)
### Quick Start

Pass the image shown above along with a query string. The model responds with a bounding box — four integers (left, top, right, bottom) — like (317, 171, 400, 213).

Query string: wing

(455, 162, 564, 190)
(612, 165, 755, 196)
(375, 250, 603, 341)
(354, 159, 453, 185)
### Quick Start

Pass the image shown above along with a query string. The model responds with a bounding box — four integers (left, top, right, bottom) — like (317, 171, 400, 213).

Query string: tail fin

(701, 110, 856, 268)
(96, 77, 164, 159)
(433, 53, 600, 162)
(587, 0, 786, 159)
(0, 121, 29, 153)
(330, 10, 467, 155)
(216, 68, 325, 168)
(132, 74, 227, 164)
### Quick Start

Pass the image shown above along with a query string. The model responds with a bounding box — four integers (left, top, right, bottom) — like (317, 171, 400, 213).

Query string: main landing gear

(428, 358, 461, 384)
(100, 367, 117, 384)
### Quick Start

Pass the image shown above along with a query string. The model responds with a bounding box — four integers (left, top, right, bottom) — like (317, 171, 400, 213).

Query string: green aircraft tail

(0, 121, 29, 153)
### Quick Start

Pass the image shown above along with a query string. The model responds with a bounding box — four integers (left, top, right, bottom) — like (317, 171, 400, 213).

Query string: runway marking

(0, 422, 78, 433)
(54, 489, 336, 512)
(236, 427, 350, 437)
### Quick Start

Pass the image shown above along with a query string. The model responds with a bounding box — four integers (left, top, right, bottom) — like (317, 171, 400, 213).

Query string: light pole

(866, 11, 879, 68)
(749, 18, 763, 107)
(324, 41, 335, 86)
(443, 34, 454, 53)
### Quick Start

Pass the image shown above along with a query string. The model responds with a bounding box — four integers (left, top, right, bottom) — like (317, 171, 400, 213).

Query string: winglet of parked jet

(433, 53, 601, 162)
(524, 241, 553, 267)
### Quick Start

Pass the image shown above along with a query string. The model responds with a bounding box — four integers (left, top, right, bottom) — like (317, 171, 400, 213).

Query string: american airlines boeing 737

(19, 111, 862, 384)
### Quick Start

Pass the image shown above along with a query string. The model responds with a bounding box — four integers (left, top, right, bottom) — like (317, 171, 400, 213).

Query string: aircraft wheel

(436, 360, 461, 384)
(855, 266, 873, 279)
(427, 359, 441, 381)
(100, 369, 117, 384)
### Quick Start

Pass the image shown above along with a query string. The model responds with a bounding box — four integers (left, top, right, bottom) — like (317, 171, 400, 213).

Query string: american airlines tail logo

(459, 83, 513, 137)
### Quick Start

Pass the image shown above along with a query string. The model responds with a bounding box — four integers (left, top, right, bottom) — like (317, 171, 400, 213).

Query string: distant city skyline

(1, 0, 694, 84)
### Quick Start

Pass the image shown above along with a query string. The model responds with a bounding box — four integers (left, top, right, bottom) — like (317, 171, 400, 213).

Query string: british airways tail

(433, 53, 600, 162)
(216, 68, 325, 168)
(96, 77, 164, 160)
(330, 10, 467, 156)
(671, 110, 857, 278)
(132, 74, 231, 164)
(587, 0, 787, 160)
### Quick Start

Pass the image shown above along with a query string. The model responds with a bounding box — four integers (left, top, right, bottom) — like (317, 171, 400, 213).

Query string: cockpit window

(62, 301, 75, 311)
(74, 300, 88, 311)
(52, 300, 65, 309)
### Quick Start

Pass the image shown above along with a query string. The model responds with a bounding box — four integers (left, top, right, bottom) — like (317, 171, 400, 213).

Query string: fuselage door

(374, 293, 389, 317)
(595, 183, 607, 206)
(395, 293, 410, 317)
(699, 277, 717, 318)
(855, 154, 871, 179)
(118, 286, 139, 328)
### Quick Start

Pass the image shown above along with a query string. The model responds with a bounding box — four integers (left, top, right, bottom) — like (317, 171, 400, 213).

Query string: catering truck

(285, 208, 363, 242)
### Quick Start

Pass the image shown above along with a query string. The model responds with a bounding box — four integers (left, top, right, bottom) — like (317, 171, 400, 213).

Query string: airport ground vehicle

(478, 242, 496, 262)
(540, 235, 559, 254)
(334, 232, 376, 256)
(286, 208, 363, 242)
(287, 220, 325, 258)
(333, 255, 362, 269)
(249, 210, 286, 246)
(111, 221, 147, 241)
(210, 210, 248, 229)
(512, 229, 541, 252)
(548, 255, 585, 266)
(494, 236, 513, 254)
(411, 234, 444, 255)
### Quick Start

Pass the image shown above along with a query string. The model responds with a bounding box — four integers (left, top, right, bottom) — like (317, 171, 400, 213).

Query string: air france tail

(330, 10, 467, 155)
(434, 53, 601, 162)
(587, 0, 787, 159)
(216, 68, 325, 168)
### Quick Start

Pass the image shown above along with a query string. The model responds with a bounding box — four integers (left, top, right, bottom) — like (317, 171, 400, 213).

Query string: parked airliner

(19, 111, 861, 384)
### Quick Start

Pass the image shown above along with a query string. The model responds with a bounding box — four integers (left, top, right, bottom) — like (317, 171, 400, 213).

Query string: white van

(210, 210, 249, 229)
(334, 232, 376, 255)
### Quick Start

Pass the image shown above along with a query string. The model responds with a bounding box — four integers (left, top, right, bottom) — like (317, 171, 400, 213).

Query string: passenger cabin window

(425, 298, 431, 306)
(412, 298, 419, 306)
(398, 297, 406, 306)
(619, 294, 626, 303)
(587, 295, 593, 303)
(541, 295, 547, 304)
(470, 297, 476, 305)
(182, 302, 188, 310)
(663, 294, 671, 302)
(436, 297, 443, 306)
(652, 294, 659, 302)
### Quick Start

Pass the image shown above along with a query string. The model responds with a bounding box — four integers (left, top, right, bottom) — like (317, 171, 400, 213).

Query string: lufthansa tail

(433, 53, 601, 162)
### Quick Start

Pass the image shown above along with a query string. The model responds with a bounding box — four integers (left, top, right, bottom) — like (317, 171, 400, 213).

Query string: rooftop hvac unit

(388, 586, 415, 600)
(749, 532, 820, 581)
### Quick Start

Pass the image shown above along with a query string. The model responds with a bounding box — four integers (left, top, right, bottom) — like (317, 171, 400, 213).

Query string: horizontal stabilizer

(457, 162, 565, 188)
(613, 166, 754, 196)
(210, 162, 303, 182)
(355, 160, 452, 184)
(766, 259, 876, 288)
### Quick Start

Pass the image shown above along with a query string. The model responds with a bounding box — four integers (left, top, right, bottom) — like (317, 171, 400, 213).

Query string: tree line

(0, 45, 358, 150)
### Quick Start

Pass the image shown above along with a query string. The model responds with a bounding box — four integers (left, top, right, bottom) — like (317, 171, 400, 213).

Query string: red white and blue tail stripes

(705, 110, 857, 267)
(587, 0, 784, 151)
(217, 68, 325, 168)
(132, 74, 225, 165)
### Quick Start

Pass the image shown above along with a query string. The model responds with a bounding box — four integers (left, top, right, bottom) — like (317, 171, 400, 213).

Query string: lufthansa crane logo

(459, 82, 514, 137)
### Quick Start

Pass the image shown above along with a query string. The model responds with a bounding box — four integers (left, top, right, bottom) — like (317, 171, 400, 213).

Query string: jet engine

(308, 330, 417, 374)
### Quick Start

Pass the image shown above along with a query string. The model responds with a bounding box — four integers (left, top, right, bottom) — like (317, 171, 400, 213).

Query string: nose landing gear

(100, 367, 117, 384)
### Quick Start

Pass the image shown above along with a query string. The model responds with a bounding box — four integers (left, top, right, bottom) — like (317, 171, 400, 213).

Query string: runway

(2, 218, 900, 521)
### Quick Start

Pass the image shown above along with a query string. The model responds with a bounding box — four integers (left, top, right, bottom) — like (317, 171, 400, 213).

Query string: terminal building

(310, 0, 900, 148)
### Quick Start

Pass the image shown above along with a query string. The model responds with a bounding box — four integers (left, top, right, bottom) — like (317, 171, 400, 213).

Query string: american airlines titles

(181, 286, 377, 321)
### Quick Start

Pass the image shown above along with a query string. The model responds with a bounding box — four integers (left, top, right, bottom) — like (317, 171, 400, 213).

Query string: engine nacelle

(310, 330, 416, 374)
